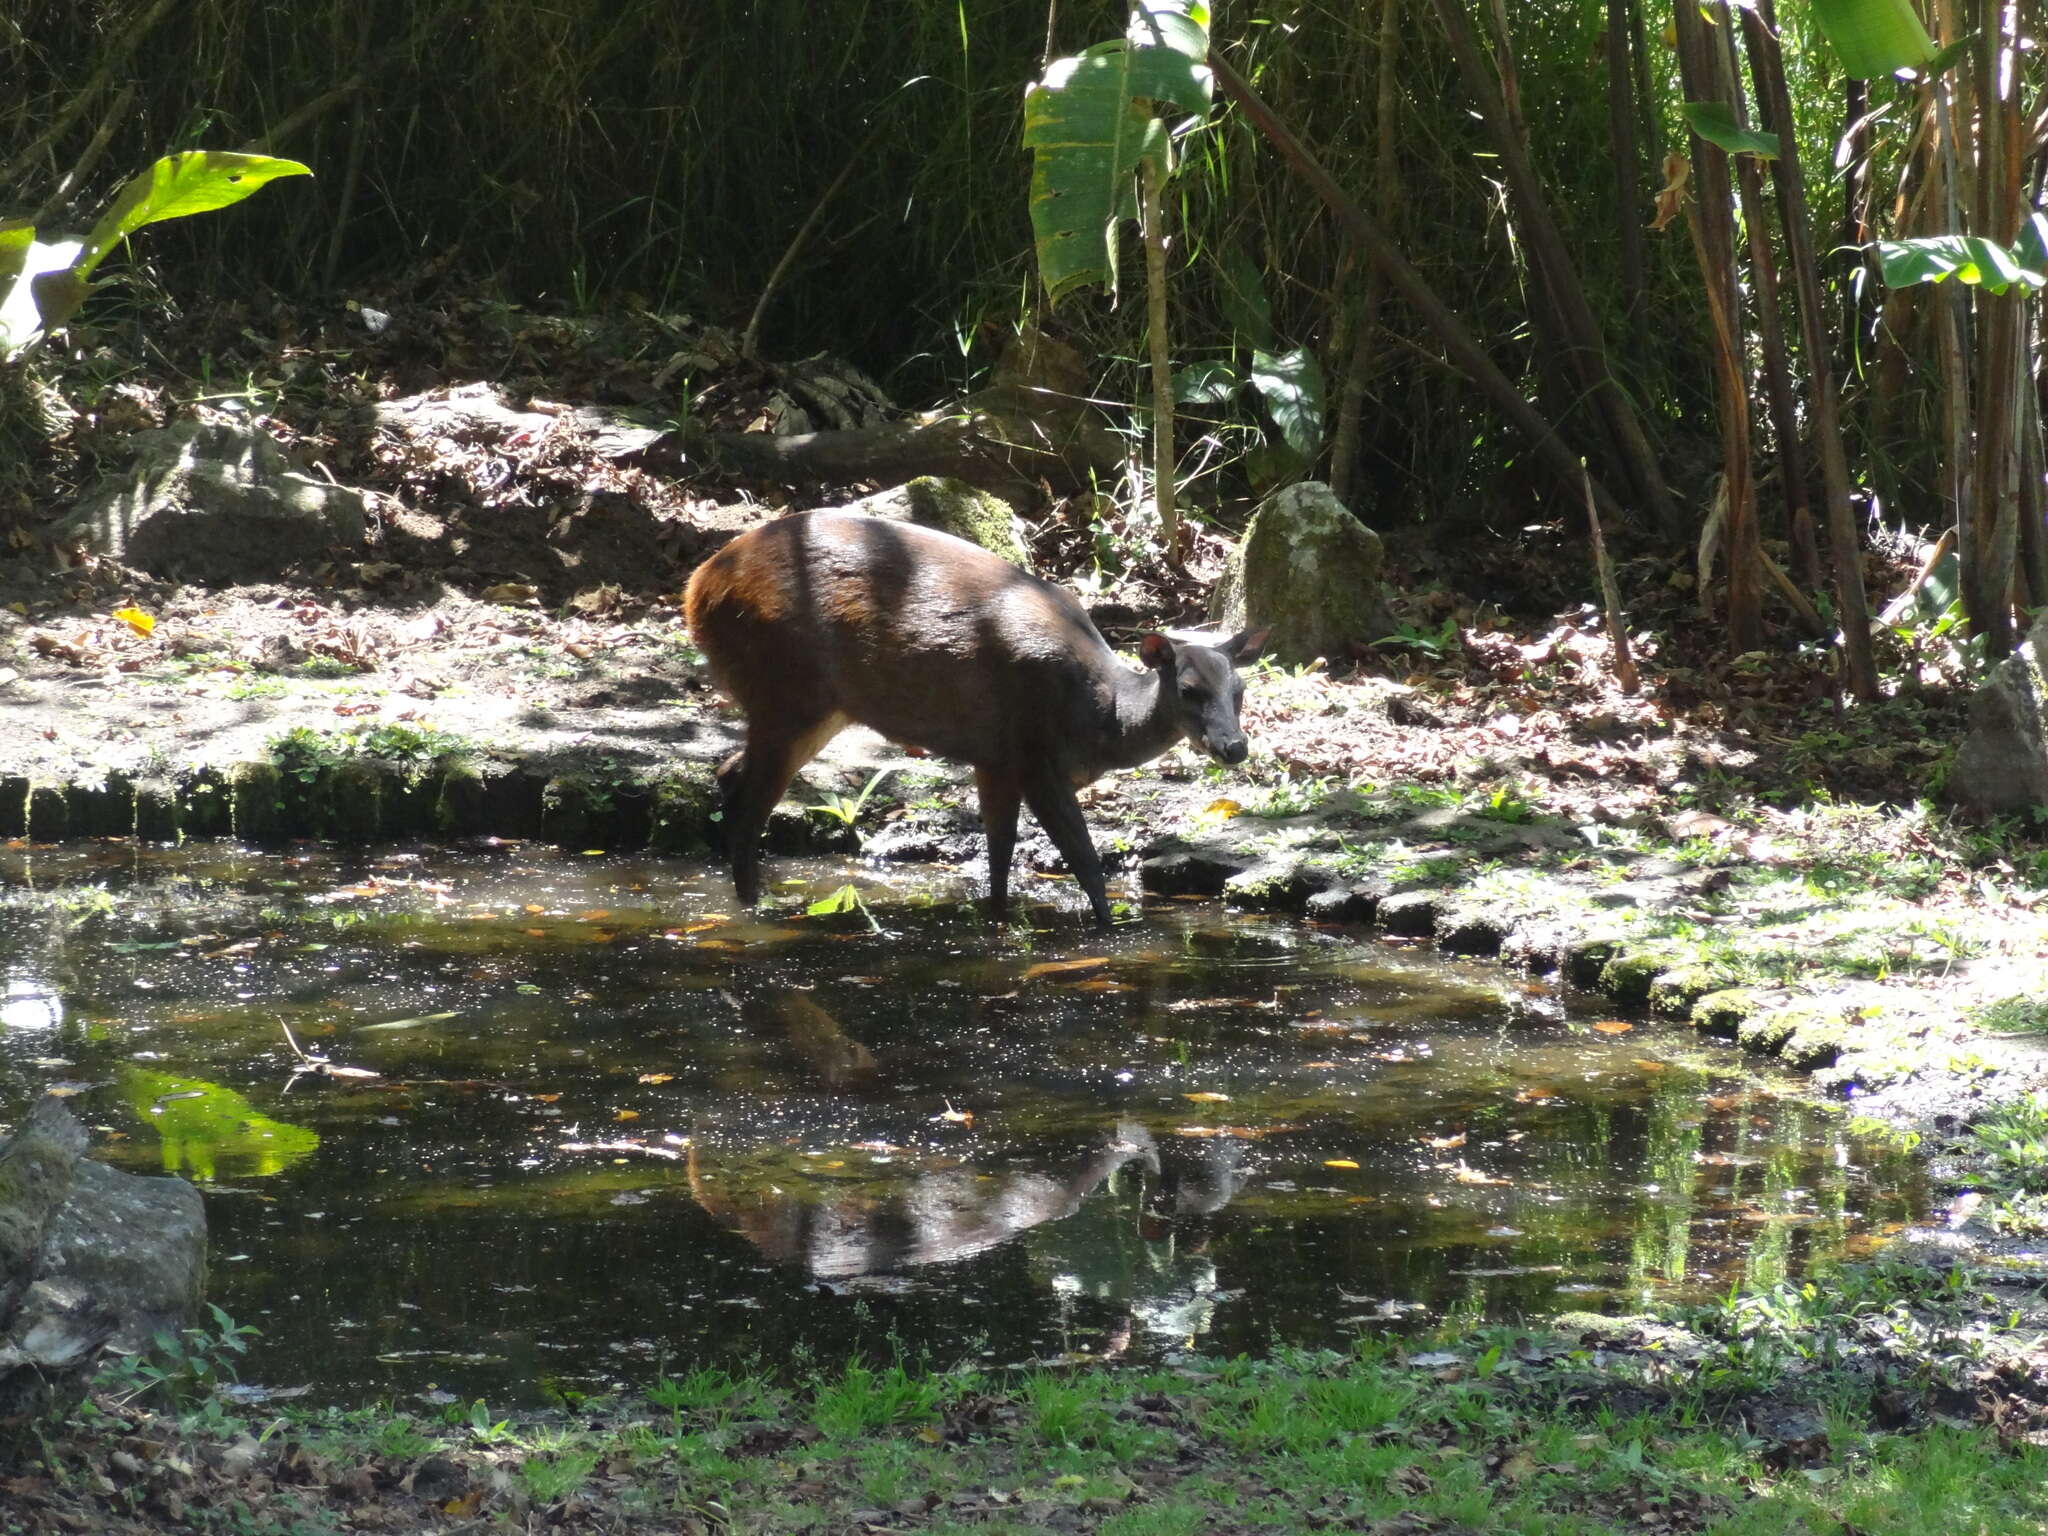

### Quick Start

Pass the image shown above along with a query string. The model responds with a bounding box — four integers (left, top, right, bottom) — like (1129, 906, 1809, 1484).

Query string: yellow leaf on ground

(111, 606, 155, 636)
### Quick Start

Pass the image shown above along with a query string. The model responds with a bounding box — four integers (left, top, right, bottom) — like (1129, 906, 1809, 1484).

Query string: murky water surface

(0, 843, 1925, 1401)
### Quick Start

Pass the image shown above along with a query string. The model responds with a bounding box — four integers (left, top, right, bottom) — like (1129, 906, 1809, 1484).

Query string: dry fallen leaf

(1182, 1091, 1231, 1104)
(1421, 1131, 1468, 1150)
(1022, 956, 1111, 980)
(1592, 1020, 1633, 1034)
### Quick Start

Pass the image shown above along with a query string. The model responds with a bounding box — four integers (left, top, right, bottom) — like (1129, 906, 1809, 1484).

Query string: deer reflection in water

(693, 987, 1253, 1331)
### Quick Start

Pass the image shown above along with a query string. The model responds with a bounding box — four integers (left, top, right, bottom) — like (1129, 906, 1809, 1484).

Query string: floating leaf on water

(1073, 978, 1134, 993)
(1182, 1091, 1231, 1103)
(1324, 1159, 1360, 1169)
(1633, 1058, 1667, 1072)
(575, 909, 611, 921)
(1022, 956, 1111, 980)
(934, 1103, 973, 1126)
(1513, 1087, 1558, 1103)
(638, 1072, 674, 1085)
(1592, 1020, 1633, 1034)
(1421, 1131, 1467, 1150)
(614, 1109, 639, 1122)
(1303, 1061, 1340, 1069)
(358, 1011, 460, 1032)
(1450, 1160, 1509, 1185)
(524, 927, 547, 938)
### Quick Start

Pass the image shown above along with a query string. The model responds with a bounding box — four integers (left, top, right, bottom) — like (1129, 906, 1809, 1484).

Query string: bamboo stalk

(1741, 4, 1880, 701)
(0, 0, 179, 194)
(1330, 0, 1402, 506)
(1139, 152, 1179, 563)
(1583, 464, 1639, 695)
(1205, 47, 1635, 534)
(1672, 0, 1762, 653)
(1428, 0, 1681, 539)
(1714, 5, 1817, 595)
(1605, 0, 1645, 329)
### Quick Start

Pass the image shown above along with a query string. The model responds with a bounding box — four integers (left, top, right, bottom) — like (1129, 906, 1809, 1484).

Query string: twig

(0, 0, 180, 194)
(30, 82, 136, 227)
(741, 118, 888, 362)
(1583, 463, 1640, 695)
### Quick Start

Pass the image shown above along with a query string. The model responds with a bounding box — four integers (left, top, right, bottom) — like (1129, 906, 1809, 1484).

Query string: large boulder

(843, 476, 1027, 565)
(1209, 482, 1395, 665)
(1950, 613, 2048, 815)
(0, 1098, 206, 1426)
(55, 417, 368, 582)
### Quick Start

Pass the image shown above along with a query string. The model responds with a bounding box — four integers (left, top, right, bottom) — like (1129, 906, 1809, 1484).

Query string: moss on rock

(648, 765, 720, 855)
(1648, 963, 1729, 1018)
(1691, 987, 1760, 1038)
(1598, 948, 1666, 1004)
(229, 762, 287, 845)
(311, 760, 385, 843)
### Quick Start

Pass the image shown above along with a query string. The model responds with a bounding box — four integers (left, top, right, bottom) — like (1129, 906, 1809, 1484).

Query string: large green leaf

(1214, 244, 1278, 351)
(1172, 358, 1242, 405)
(1874, 234, 2045, 294)
(0, 220, 32, 290)
(1810, 0, 1935, 78)
(0, 233, 82, 359)
(1249, 346, 1326, 462)
(1681, 102, 1779, 160)
(1126, 0, 1209, 57)
(80, 150, 311, 277)
(1024, 20, 1212, 304)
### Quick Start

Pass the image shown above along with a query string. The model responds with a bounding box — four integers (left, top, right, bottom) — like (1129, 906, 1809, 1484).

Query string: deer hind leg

(721, 711, 847, 905)
(1021, 770, 1113, 927)
(973, 767, 1022, 920)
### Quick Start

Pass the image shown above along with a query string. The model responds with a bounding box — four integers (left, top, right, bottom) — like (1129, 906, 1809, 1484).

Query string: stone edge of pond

(5, 750, 2043, 1116)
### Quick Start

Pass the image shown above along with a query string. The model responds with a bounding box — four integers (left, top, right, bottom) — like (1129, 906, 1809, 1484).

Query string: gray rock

(1223, 857, 1337, 912)
(1377, 888, 1443, 936)
(1950, 614, 2048, 814)
(1305, 884, 1384, 923)
(1139, 838, 1252, 896)
(1209, 482, 1395, 666)
(57, 418, 367, 582)
(843, 477, 1026, 565)
(0, 1099, 206, 1425)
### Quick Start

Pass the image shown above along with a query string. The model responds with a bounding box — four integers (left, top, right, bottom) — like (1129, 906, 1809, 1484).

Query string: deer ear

(1222, 627, 1269, 666)
(1138, 633, 1175, 670)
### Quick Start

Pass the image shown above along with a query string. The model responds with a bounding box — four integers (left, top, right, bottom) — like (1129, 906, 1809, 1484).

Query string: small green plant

(810, 1361, 942, 1435)
(807, 768, 893, 834)
(102, 1304, 258, 1412)
(1375, 616, 1461, 658)
(519, 1448, 599, 1504)
(1971, 1094, 2048, 1192)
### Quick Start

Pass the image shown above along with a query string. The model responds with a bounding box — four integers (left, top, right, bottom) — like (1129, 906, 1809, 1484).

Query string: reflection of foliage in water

(120, 1067, 319, 1180)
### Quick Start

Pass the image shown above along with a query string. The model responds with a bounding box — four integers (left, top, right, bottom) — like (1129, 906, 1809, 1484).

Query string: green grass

(45, 1314, 2048, 1536)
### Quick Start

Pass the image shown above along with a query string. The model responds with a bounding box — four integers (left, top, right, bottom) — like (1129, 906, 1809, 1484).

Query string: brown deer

(683, 511, 1265, 925)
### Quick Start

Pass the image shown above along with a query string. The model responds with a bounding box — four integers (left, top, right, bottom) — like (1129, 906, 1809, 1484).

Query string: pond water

(0, 842, 1925, 1403)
